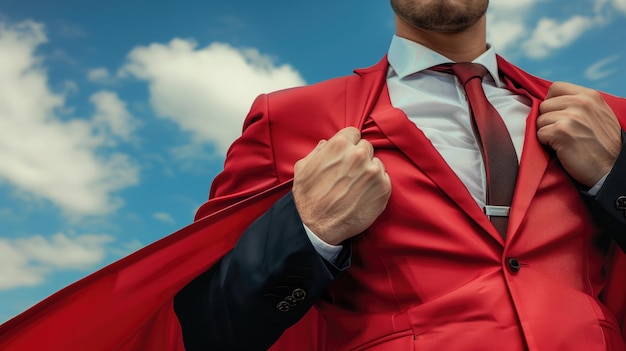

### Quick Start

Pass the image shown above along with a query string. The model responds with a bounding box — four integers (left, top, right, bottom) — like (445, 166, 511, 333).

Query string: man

(174, 0, 626, 350)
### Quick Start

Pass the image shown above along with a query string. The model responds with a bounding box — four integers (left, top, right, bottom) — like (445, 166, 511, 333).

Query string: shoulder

(264, 75, 355, 111)
(263, 57, 389, 113)
(253, 57, 388, 133)
(241, 75, 358, 141)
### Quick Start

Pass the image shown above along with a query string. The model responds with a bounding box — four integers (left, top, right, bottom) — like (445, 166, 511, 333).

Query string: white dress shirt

(387, 35, 531, 208)
(305, 36, 604, 261)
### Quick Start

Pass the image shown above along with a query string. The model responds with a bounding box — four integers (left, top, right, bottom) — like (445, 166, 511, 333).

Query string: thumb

(313, 139, 327, 152)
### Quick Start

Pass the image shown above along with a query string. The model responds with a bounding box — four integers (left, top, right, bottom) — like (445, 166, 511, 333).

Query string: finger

(545, 81, 590, 99)
(333, 126, 361, 145)
(536, 119, 575, 149)
(372, 156, 392, 193)
(540, 91, 593, 115)
(356, 138, 375, 159)
(309, 138, 327, 155)
(536, 123, 557, 148)
(371, 156, 386, 174)
(536, 110, 564, 129)
(314, 139, 327, 150)
(539, 95, 569, 115)
(307, 139, 327, 155)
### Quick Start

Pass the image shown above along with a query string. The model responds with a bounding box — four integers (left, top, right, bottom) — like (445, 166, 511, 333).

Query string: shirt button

(507, 258, 521, 273)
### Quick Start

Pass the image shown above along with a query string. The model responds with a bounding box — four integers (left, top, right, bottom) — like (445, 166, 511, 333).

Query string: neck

(394, 16, 488, 62)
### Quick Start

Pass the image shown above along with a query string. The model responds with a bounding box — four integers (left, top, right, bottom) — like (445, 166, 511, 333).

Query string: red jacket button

(507, 258, 521, 273)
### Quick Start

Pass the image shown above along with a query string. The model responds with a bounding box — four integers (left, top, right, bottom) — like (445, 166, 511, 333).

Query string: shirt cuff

(586, 173, 609, 197)
(303, 223, 343, 263)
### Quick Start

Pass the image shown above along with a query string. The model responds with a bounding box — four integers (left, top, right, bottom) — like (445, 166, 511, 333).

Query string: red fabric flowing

(0, 181, 300, 351)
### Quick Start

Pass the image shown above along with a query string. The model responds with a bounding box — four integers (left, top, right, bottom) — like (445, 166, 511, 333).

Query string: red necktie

(432, 63, 519, 238)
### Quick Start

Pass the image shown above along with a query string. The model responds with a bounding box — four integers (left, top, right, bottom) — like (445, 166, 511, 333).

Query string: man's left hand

(537, 81, 622, 188)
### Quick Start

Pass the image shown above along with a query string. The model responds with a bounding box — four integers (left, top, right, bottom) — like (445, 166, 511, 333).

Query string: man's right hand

(292, 127, 392, 246)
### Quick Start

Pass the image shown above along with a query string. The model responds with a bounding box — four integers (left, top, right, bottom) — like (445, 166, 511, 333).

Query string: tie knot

(431, 62, 488, 86)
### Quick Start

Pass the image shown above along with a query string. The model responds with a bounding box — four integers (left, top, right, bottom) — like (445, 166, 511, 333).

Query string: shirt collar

(387, 35, 502, 86)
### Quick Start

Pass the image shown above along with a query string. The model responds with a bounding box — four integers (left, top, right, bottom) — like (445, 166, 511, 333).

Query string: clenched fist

(537, 82, 622, 187)
(292, 127, 392, 246)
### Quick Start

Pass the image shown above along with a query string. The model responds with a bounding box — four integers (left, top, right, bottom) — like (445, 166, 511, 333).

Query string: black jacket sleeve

(173, 191, 350, 351)
(587, 131, 626, 250)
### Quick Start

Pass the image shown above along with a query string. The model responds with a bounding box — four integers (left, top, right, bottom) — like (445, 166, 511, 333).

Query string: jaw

(394, 14, 488, 62)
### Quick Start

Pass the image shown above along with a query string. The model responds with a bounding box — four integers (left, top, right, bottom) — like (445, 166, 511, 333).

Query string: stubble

(390, 0, 489, 33)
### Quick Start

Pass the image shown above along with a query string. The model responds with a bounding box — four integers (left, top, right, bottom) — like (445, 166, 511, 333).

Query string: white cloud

(488, 0, 626, 60)
(596, 0, 626, 14)
(487, 0, 540, 53)
(90, 90, 139, 142)
(490, 0, 542, 11)
(121, 39, 306, 155)
(0, 20, 139, 217)
(87, 67, 116, 84)
(522, 16, 595, 59)
(0, 233, 113, 290)
(595, 0, 610, 13)
(614, 0, 626, 13)
(487, 16, 526, 53)
(585, 55, 620, 80)
(153, 211, 175, 224)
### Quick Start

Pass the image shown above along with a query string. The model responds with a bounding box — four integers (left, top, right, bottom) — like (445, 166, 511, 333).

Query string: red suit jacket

(1, 57, 626, 350)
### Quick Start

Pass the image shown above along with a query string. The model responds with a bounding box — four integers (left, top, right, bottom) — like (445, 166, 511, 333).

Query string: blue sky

(0, 0, 625, 323)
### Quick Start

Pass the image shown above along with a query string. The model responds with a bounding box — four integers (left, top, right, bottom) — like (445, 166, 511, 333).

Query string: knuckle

(547, 82, 563, 96)
(588, 89, 601, 100)
(352, 145, 370, 161)
(339, 126, 361, 141)
(364, 163, 380, 177)
(552, 118, 572, 133)
(572, 94, 590, 108)
(573, 90, 603, 109)
(551, 119, 582, 140)
(586, 89, 605, 106)
(344, 126, 360, 134)
(330, 135, 350, 149)
(381, 178, 392, 194)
